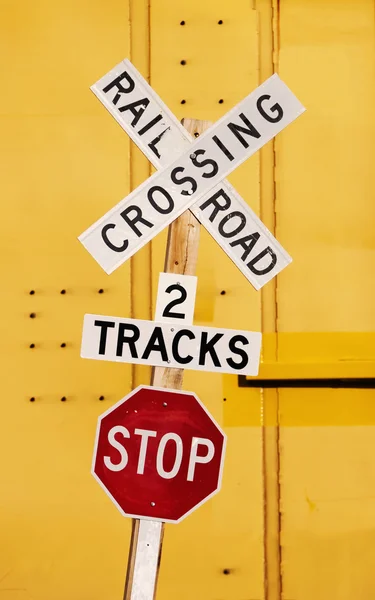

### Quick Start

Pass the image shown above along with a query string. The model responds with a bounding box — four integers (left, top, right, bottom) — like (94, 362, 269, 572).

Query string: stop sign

(92, 385, 226, 523)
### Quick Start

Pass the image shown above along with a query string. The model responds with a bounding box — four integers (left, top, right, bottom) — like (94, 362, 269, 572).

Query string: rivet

(222, 568, 231, 575)
(181, 99, 186, 104)
(99, 395, 105, 401)
(29, 397, 36, 402)
(29, 312, 36, 319)
(60, 289, 66, 295)
(29, 290, 35, 295)
(180, 20, 185, 25)
(29, 343, 35, 349)
(190, 153, 196, 159)
(163, 402, 168, 407)
(220, 290, 226, 295)
(218, 19, 223, 25)
(223, 397, 227, 402)
(194, 132, 199, 138)
(171, 328, 174, 332)
(218, 99, 224, 104)
(151, 502, 156, 507)
(174, 261, 179, 265)
(98, 289, 104, 294)
(60, 396, 67, 402)
(180, 60, 186, 65)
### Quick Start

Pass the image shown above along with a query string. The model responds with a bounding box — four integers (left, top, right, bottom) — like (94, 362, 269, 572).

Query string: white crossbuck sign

(79, 60, 305, 290)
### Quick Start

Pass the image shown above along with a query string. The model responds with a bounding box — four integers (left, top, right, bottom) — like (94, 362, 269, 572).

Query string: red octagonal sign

(92, 385, 226, 523)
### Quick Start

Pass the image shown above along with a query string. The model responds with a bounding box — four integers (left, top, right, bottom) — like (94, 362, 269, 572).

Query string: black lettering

(147, 186, 174, 214)
(199, 189, 231, 222)
(247, 247, 277, 275)
(218, 211, 246, 238)
(227, 113, 260, 148)
(141, 327, 168, 362)
(257, 94, 283, 123)
(118, 98, 150, 127)
(170, 167, 198, 196)
(162, 285, 187, 319)
(171, 329, 195, 364)
(138, 114, 163, 136)
(212, 135, 234, 161)
(198, 332, 223, 367)
(102, 71, 135, 105)
(148, 127, 171, 159)
(230, 232, 260, 261)
(116, 323, 140, 358)
(120, 205, 154, 237)
(101, 224, 128, 252)
(190, 149, 219, 178)
(226, 335, 249, 370)
(94, 320, 116, 354)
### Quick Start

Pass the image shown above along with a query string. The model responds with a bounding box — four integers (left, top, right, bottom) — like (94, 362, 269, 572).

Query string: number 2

(162, 284, 187, 319)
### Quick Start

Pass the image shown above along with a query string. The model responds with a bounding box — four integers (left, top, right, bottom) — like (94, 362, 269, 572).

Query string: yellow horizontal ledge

(246, 332, 375, 380)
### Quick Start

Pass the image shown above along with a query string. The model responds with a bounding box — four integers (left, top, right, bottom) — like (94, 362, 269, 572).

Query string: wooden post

(123, 118, 212, 600)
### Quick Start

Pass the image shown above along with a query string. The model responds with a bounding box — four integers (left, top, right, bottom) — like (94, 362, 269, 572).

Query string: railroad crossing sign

(92, 385, 226, 523)
(79, 59, 305, 289)
(82, 59, 306, 600)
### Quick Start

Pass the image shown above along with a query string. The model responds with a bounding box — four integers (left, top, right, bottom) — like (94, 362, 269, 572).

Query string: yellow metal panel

(277, 0, 375, 337)
(2, 1, 375, 600)
(148, 2, 264, 599)
(280, 387, 375, 428)
(243, 0, 375, 382)
(276, 2, 375, 599)
(128, 0, 153, 389)
(256, 332, 375, 379)
(280, 391, 375, 600)
(0, 1, 135, 599)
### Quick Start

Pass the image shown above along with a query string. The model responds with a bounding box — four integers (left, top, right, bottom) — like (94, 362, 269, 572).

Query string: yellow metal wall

(0, 1, 374, 599)
(278, 2, 375, 600)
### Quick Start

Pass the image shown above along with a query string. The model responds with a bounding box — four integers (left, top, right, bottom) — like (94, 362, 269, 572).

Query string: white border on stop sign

(91, 385, 227, 524)
(89, 59, 293, 291)
(80, 72, 305, 278)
